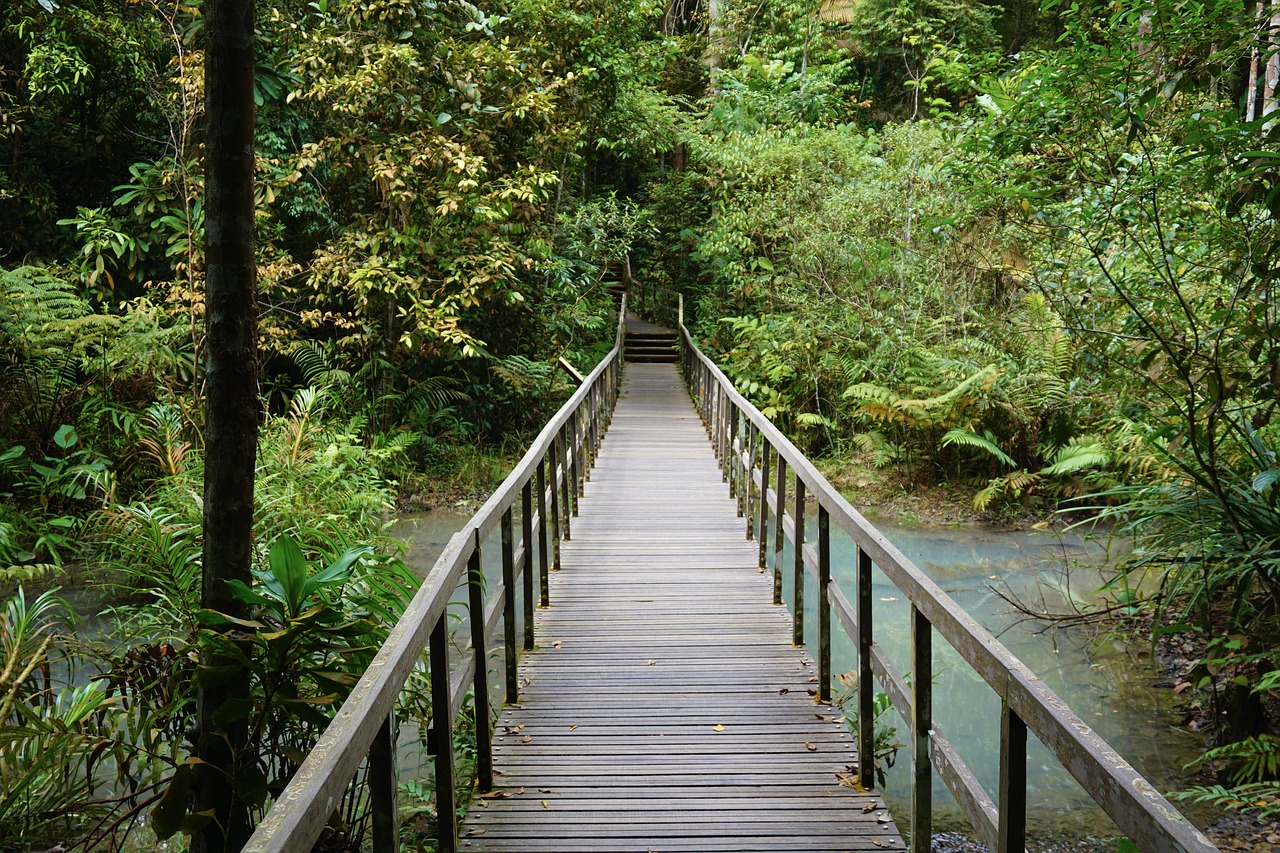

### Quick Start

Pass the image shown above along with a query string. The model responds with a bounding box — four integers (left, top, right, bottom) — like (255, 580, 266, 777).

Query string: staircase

(624, 328, 679, 363)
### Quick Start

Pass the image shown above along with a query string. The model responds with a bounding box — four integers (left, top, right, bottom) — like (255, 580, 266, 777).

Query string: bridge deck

(460, 363, 906, 853)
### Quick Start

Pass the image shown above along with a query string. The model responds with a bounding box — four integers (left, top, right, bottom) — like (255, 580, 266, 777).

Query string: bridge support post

(911, 605, 932, 853)
(369, 712, 398, 853)
(559, 425, 572, 539)
(522, 480, 534, 650)
(570, 409, 582, 506)
(728, 403, 739, 500)
(772, 456, 787, 606)
(502, 508, 518, 702)
(792, 477, 805, 646)
(998, 703, 1027, 853)
(745, 424, 757, 534)
(857, 547, 875, 789)
(818, 506, 831, 703)
(467, 539, 493, 791)
(537, 456, 550, 606)
(430, 613, 457, 853)
(758, 440, 771, 566)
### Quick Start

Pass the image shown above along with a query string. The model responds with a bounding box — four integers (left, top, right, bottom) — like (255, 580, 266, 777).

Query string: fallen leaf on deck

(712, 724, 725, 732)
(646, 659, 656, 665)
(877, 813, 892, 823)
(522, 735, 532, 743)
(862, 804, 876, 813)
(568, 724, 578, 731)
(480, 790, 508, 799)
(516, 787, 525, 795)
(805, 742, 817, 751)
(552, 640, 562, 649)
(778, 688, 789, 695)
(467, 829, 486, 836)
(541, 800, 549, 809)
(539, 788, 552, 793)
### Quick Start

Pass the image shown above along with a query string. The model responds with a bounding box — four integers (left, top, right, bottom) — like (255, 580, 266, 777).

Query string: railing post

(911, 605, 932, 853)
(998, 703, 1028, 853)
(772, 455, 787, 606)
(732, 402, 742, 502)
(758, 440, 771, 567)
(818, 505, 831, 703)
(792, 475, 806, 646)
(550, 434, 563, 560)
(466, 538, 492, 791)
(501, 507, 518, 702)
(857, 547, 875, 789)
(521, 478, 534, 650)
(430, 612, 457, 853)
(744, 423, 756, 531)
(537, 455, 550, 607)
(369, 712, 398, 853)
(571, 408, 582, 504)
(560, 424, 572, 539)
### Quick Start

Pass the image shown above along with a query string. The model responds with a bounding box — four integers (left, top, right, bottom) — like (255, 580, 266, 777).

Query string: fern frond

(941, 427, 1017, 468)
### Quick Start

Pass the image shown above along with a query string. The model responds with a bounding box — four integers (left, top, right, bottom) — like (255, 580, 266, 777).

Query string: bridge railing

(651, 284, 1216, 853)
(243, 298, 629, 853)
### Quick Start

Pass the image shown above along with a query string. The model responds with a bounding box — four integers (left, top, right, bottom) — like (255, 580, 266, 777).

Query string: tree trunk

(1247, 0, 1263, 121)
(1266, 0, 1280, 122)
(193, 1, 257, 851)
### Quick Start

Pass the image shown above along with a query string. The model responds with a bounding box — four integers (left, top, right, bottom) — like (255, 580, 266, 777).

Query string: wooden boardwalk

(461, 363, 906, 853)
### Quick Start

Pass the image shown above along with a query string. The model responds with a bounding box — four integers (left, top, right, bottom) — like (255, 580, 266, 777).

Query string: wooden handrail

(674, 292, 1218, 853)
(243, 296, 628, 853)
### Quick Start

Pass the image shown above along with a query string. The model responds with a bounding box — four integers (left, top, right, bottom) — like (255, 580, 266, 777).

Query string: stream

(391, 509, 1205, 842)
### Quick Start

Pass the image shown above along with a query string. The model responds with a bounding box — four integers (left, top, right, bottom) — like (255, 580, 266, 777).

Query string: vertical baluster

(857, 547, 875, 789)
(560, 423, 573, 538)
(729, 405, 739, 502)
(537, 456, 550, 607)
(818, 505, 831, 703)
(772, 455, 787, 606)
(998, 704, 1028, 853)
(466, 538, 492, 791)
(911, 605, 932, 853)
(521, 479, 534, 650)
(744, 423, 757, 532)
(572, 408, 583, 502)
(370, 712, 398, 853)
(758, 440, 771, 569)
(719, 389, 729, 480)
(792, 475, 806, 646)
(501, 508, 517, 702)
(550, 434, 563, 561)
(431, 612, 457, 853)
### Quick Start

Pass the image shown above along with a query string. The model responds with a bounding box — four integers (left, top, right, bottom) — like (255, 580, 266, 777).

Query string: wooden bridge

(244, 292, 1219, 853)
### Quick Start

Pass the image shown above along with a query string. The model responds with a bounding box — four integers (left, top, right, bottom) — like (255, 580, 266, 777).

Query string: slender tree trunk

(707, 0, 721, 88)
(193, 1, 257, 851)
(1247, 0, 1263, 120)
(1266, 0, 1280, 123)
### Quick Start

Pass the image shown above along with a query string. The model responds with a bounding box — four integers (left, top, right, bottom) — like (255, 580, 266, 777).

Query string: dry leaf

(778, 688, 789, 695)
(516, 787, 525, 795)
(539, 788, 552, 793)
(541, 800, 549, 809)
(552, 640, 562, 649)
(805, 742, 817, 751)
(646, 659, 656, 666)
(876, 813, 892, 823)
(522, 735, 532, 743)
(568, 724, 578, 731)
(712, 724, 725, 732)
(467, 828, 486, 836)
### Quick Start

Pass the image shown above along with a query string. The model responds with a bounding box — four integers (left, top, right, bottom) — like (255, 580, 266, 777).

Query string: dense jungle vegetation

(2, 0, 1280, 847)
